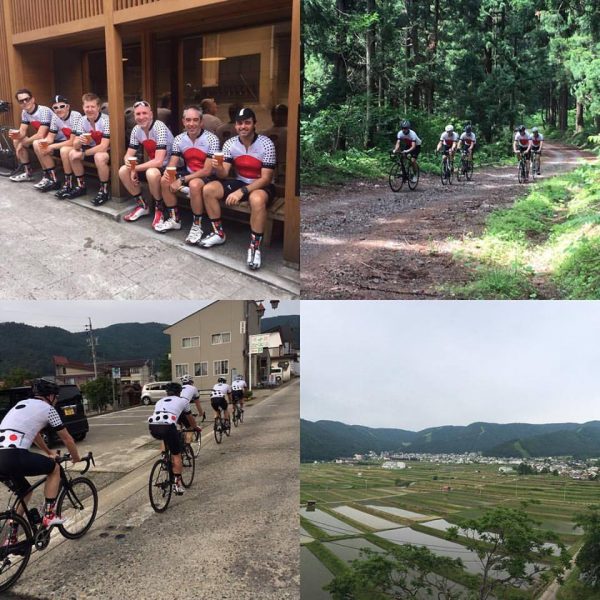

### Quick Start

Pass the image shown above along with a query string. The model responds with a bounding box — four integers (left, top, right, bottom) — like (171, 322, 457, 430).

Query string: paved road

(3, 380, 300, 599)
(0, 176, 297, 299)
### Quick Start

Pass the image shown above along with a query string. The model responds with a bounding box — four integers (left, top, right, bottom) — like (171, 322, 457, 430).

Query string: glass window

(211, 332, 231, 345)
(175, 364, 189, 378)
(213, 360, 229, 376)
(182, 337, 200, 348)
(194, 362, 208, 377)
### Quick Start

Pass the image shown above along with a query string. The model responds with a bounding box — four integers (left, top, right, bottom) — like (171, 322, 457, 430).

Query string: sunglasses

(52, 104, 67, 110)
(17, 97, 31, 104)
(133, 100, 150, 108)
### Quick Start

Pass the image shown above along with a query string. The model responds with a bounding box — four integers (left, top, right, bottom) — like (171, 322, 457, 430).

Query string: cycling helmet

(400, 120, 411, 130)
(445, 125, 454, 133)
(518, 125, 526, 132)
(531, 127, 539, 134)
(465, 125, 473, 133)
(217, 377, 226, 384)
(180, 374, 194, 385)
(32, 378, 60, 397)
(165, 382, 182, 396)
(235, 374, 243, 380)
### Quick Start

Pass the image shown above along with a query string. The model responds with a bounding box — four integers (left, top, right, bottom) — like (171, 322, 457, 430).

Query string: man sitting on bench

(59, 93, 110, 205)
(201, 108, 276, 271)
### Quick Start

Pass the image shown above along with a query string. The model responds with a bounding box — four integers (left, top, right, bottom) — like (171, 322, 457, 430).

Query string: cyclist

(180, 374, 206, 422)
(33, 95, 81, 193)
(0, 378, 81, 534)
(147, 381, 199, 495)
(513, 125, 532, 165)
(210, 377, 232, 428)
(530, 127, 544, 175)
(436, 124, 459, 167)
(120, 100, 174, 225)
(159, 105, 220, 238)
(393, 120, 421, 175)
(458, 124, 477, 160)
(231, 374, 248, 414)
(201, 107, 277, 270)
(9, 89, 52, 183)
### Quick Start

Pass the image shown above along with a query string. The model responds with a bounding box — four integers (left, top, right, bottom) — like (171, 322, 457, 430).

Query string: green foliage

(157, 353, 172, 381)
(555, 236, 600, 299)
(487, 196, 556, 243)
(452, 264, 537, 300)
(80, 377, 112, 412)
(575, 505, 600, 589)
(1, 367, 37, 389)
(517, 462, 536, 475)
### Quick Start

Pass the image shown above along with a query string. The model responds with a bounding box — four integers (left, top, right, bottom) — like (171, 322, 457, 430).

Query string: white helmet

(235, 374, 243, 380)
(180, 374, 194, 385)
(445, 125, 454, 133)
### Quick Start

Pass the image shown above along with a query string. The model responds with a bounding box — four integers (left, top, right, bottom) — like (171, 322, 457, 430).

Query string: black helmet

(401, 120, 411, 129)
(165, 382, 182, 396)
(217, 377, 226, 384)
(32, 378, 60, 397)
(518, 125, 526, 132)
(465, 124, 472, 133)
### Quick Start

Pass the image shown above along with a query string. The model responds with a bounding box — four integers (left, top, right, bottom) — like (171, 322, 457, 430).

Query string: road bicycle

(531, 150, 541, 180)
(456, 150, 474, 182)
(0, 452, 97, 592)
(182, 415, 202, 459)
(231, 402, 244, 427)
(439, 151, 454, 185)
(148, 430, 195, 513)
(213, 407, 231, 444)
(0, 127, 19, 178)
(517, 150, 530, 184)
(388, 151, 419, 192)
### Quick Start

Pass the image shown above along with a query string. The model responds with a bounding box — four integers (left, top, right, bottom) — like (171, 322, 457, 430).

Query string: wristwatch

(241, 186, 249, 195)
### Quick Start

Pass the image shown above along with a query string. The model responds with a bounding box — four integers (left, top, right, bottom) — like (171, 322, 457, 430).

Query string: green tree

(575, 505, 600, 589)
(326, 544, 467, 600)
(80, 377, 112, 412)
(1, 367, 36, 388)
(448, 506, 571, 600)
(158, 353, 172, 381)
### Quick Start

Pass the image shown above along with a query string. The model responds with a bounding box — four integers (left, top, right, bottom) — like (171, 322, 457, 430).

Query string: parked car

(141, 381, 171, 405)
(0, 384, 90, 447)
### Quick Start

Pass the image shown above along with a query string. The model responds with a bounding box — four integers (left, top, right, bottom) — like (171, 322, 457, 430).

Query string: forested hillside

(0, 322, 169, 378)
(302, 0, 599, 180)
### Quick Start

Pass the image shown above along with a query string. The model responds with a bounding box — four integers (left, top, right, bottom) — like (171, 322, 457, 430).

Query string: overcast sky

(0, 300, 298, 332)
(301, 301, 599, 430)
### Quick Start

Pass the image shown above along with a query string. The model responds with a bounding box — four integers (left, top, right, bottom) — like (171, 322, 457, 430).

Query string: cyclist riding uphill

(530, 127, 544, 174)
(0, 378, 81, 529)
(458, 124, 476, 158)
(436, 125, 458, 157)
(147, 381, 200, 495)
(210, 377, 232, 425)
(513, 125, 532, 160)
(393, 120, 422, 171)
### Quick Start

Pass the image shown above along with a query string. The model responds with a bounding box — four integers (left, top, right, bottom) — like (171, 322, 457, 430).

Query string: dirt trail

(301, 141, 597, 299)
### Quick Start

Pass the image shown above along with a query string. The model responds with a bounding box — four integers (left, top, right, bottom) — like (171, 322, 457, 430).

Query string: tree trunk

(364, 0, 375, 148)
(558, 83, 569, 131)
(575, 101, 584, 132)
(334, 0, 348, 150)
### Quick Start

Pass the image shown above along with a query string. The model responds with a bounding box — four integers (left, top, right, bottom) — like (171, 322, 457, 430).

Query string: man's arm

(138, 148, 166, 171)
(33, 432, 56, 457)
(85, 137, 110, 156)
(24, 124, 49, 146)
(56, 428, 81, 463)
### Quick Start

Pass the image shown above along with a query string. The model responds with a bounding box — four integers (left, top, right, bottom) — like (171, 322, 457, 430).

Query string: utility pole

(85, 318, 99, 379)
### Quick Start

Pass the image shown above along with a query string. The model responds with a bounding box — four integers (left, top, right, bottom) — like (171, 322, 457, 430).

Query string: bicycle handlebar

(56, 451, 95, 474)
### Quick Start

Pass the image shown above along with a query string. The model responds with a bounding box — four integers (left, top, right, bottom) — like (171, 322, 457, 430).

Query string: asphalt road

(3, 380, 300, 599)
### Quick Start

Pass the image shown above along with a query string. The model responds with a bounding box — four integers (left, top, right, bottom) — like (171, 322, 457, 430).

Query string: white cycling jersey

(129, 120, 174, 166)
(0, 398, 64, 450)
(75, 113, 110, 147)
(147, 395, 191, 425)
(231, 379, 247, 392)
(460, 131, 477, 146)
(530, 133, 544, 148)
(211, 383, 232, 398)
(514, 132, 531, 147)
(180, 384, 199, 403)
(49, 110, 82, 142)
(396, 129, 422, 146)
(439, 131, 459, 147)
(21, 104, 53, 131)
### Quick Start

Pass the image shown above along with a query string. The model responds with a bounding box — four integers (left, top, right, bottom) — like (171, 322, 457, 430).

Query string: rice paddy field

(300, 461, 599, 599)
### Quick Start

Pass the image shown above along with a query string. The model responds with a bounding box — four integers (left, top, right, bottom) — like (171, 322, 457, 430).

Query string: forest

(302, 0, 600, 181)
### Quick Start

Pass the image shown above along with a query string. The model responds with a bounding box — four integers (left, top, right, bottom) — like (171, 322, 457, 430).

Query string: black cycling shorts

(177, 412, 193, 428)
(211, 396, 228, 412)
(404, 146, 421, 159)
(149, 424, 181, 455)
(215, 179, 276, 205)
(0, 449, 55, 497)
(231, 390, 244, 402)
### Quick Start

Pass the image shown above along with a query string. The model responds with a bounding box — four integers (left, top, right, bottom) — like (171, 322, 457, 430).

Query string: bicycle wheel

(407, 162, 420, 191)
(148, 459, 172, 513)
(466, 158, 474, 181)
(191, 429, 202, 458)
(518, 160, 525, 184)
(239, 407, 244, 423)
(388, 161, 404, 192)
(0, 132, 19, 178)
(440, 159, 448, 185)
(180, 445, 195, 488)
(0, 512, 32, 593)
(214, 419, 223, 444)
(232, 406, 239, 427)
(56, 477, 98, 539)
(456, 159, 464, 182)
(224, 418, 231, 437)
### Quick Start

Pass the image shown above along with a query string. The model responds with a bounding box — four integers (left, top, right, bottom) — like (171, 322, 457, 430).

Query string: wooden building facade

(0, 0, 299, 265)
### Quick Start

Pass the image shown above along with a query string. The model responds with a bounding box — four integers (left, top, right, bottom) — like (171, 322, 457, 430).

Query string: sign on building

(111, 367, 121, 379)
(249, 334, 270, 355)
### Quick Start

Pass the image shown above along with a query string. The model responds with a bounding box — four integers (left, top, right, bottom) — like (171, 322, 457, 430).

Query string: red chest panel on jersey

(234, 155, 262, 180)
(444, 138, 453, 146)
(31, 121, 41, 130)
(91, 130, 103, 145)
(142, 139, 157, 159)
(183, 148, 208, 172)
(463, 138, 473, 146)
(518, 135, 529, 145)
(61, 127, 72, 138)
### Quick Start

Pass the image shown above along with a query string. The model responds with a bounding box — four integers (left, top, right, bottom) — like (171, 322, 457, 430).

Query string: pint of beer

(166, 166, 177, 182)
(214, 151, 224, 167)
(39, 139, 49, 150)
(129, 157, 138, 172)
(8, 129, 19, 140)
(82, 133, 92, 145)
